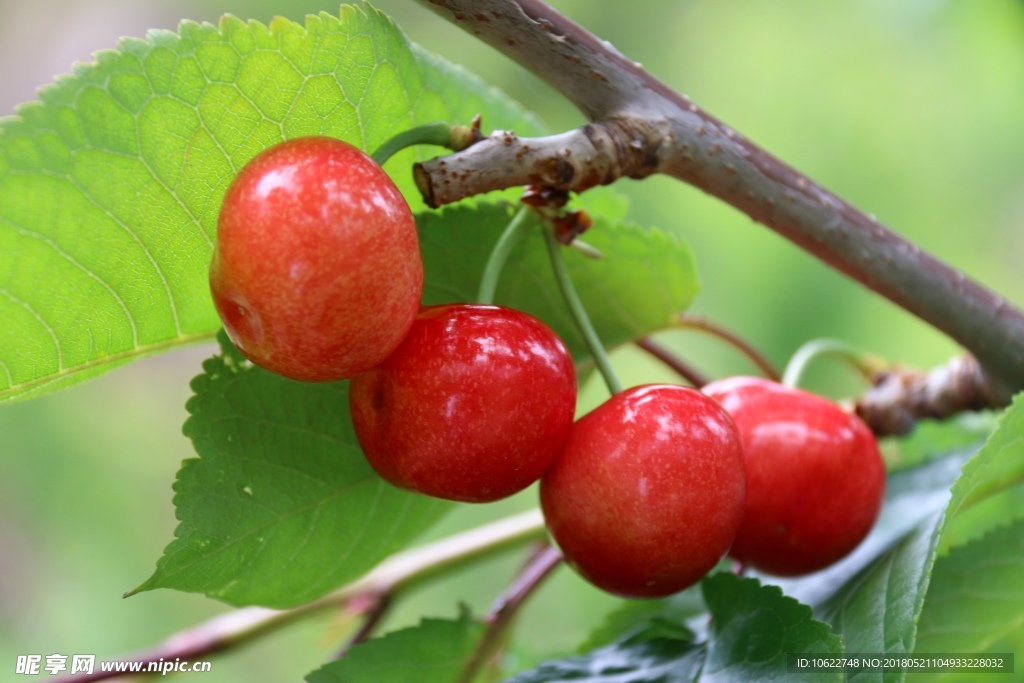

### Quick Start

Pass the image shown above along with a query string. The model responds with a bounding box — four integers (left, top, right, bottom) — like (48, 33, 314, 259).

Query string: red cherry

(348, 304, 577, 503)
(703, 376, 886, 576)
(210, 136, 422, 382)
(540, 385, 746, 598)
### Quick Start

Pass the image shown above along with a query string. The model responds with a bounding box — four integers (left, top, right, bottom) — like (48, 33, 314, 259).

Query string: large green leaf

(505, 574, 841, 683)
(0, 5, 542, 403)
(914, 520, 1024, 677)
(306, 613, 485, 683)
(419, 203, 699, 365)
(132, 333, 451, 608)
(940, 392, 1024, 550)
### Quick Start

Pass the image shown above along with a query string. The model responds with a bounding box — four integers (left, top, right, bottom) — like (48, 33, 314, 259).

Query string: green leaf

(578, 587, 706, 653)
(937, 481, 1024, 553)
(132, 332, 450, 608)
(506, 574, 841, 683)
(915, 520, 1024, 661)
(505, 618, 704, 683)
(699, 573, 843, 682)
(883, 412, 998, 471)
(306, 613, 485, 683)
(943, 393, 1024, 534)
(934, 392, 1024, 559)
(0, 5, 542, 403)
(418, 203, 699, 365)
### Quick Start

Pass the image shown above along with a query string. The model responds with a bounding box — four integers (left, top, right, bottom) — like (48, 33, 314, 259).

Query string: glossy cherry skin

(540, 385, 746, 598)
(348, 304, 577, 503)
(210, 136, 423, 382)
(703, 376, 886, 576)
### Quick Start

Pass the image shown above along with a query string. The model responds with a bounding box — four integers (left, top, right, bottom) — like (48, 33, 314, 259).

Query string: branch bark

(855, 355, 1004, 436)
(413, 0, 1024, 399)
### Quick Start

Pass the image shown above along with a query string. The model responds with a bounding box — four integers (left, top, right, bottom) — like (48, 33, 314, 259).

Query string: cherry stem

(457, 544, 563, 683)
(635, 337, 711, 388)
(782, 337, 888, 389)
(53, 511, 546, 683)
(477, 206, 533, 304)
(676, 314, 782, 381)
(541, 221, 624, 395)
(371, 122, 473, 166)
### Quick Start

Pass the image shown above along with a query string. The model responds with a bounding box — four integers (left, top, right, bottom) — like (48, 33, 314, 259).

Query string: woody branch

(413, 0, 1024, 401)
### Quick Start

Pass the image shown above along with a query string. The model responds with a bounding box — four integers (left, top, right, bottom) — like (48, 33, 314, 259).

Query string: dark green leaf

(506, 574, 840, 683)
(504, 617, 703, 683)
(700, 573, 842, 682)
(0, 6, 542, 403)
(133, 332, 450, 607)
(306, 613, 484, 683)
(578, 587, 706, 653)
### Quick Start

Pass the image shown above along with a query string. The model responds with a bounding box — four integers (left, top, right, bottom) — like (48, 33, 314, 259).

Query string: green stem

(542, 223, 623, 395)
(782, 337, 886, 389)
(371, 122, 461, 166)
(477, 207, 532, 304)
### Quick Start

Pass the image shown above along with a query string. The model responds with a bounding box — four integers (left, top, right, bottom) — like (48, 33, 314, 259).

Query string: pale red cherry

(703, 376, 886, 576)
(210, 136, 422, 382)
(349, 304, 577, 503)
(541, 385, 746, 598)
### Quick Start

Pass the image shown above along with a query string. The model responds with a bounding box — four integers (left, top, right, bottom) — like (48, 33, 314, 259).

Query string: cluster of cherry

(209, 136, 886, 599)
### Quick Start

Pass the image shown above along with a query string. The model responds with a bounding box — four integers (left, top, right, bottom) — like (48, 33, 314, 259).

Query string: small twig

(414, 122, 663, 208)
(54, 511, 546, 683)
(334, 592, 393, 659)
(635, 337, 710, 388)
(855, 355, 1003, 436)
(414, 0, 1024, 398)
(677, 315, 782, 381)
(457, 545, 563, 683)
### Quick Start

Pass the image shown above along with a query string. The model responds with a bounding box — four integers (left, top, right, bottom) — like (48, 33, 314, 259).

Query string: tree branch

(457, 544, 563, 683)
(413, 0, 1024, 398)
(53, 510, 546, 683)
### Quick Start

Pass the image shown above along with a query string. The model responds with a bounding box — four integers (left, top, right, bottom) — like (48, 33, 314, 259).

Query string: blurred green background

(1, 0, 1023, 679)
